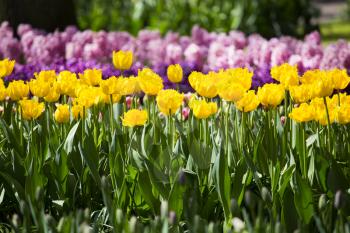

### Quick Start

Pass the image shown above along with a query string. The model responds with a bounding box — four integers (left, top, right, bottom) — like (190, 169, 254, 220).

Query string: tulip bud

(161, 201, 168, 220)
(79, 222, 92, 233)
(334, 190, 345, 210)
(84, 208, 90, 221)
(318, 194, 327, 211)
(98, 112, 103, 122)
(182, 107, 190, 120)
(261, 187, 272, 204)
(232, 217, 245, 232)
(11, 214, 20, 228)
(207, 222, 215, 233)
(126, 96, 133, 109)
(116, 208, 124, 225)
(169, 211, 177, 225)
(280, 116, 286, 125)
(35, 187, 44, 202)
(275, 222, 283, 233)
(129, 216, 138, 233)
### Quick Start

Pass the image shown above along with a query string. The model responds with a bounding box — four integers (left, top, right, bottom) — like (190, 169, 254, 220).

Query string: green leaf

(63, 121, 80, 154)
(78, 134, 101, 187)
(0, 171, 25, 201)
(212, 150, 231, 221)
(281, 187, 299, 232)
(168, 169, 198, 219)
(138, 171, 160, 213)
(188, 137, 211, 170)
(144, 159, 170, 199)
(278, 164, 295, 198)
(292, 173, 314, 224)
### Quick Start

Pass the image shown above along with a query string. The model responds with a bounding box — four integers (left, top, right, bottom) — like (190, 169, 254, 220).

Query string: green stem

(225, 103, 230, 157)
(110, 95, 114, 134)
(323, 97, 331, 153)
(241, 110, 246, 155)
(82, 106, 85, 144)
(301, 123, 307, 179)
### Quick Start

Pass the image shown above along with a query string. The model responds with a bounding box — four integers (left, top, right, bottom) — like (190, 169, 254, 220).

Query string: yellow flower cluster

(3, 54, 350, 127)
(289, 94, 350, 125)
(268, 63, 350, 124)
(188, 68, 260, 112)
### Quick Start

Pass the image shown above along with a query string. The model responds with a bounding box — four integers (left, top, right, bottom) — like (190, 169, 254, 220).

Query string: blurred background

(0, 0, 348, 41)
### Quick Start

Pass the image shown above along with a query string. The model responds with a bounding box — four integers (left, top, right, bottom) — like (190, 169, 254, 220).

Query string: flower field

(0, 47, 349, 233)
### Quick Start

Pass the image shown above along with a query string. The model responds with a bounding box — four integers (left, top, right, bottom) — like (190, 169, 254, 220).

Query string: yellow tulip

(34, 70, 56, 83)
(138, 68, 163, 96)
(112, 50, 133, 70)
(0, 58, 15, 78)
(289, 103, 315, 122)
(19, 99, 45, 120)
(7, 80, 29, 100)
(190, 99, 217, 119)
(235, 91, 260, 112)
(75, 87, 96, 109)
(122, 109, 148, 127)
(167, 64, 183, 83)
(328, 68, 350, 90)
(310, 97, 336, 125)
(257, 84, 285, 108)
(300, 69, 323, 84)
(44, 82, 60, 102)
(270, 63, 299, 89)
(156, 89, 184, 115)
(225, 68, 253, 90)
(189, 72, 217, 98)
(289, 84, 313, 103)
(218, 82, 246, 102)
(54, 104, 70, 123)
(312, 73, 334, 98)
(29, 79, 51, 98)
(100, 76, 120, 95)
(337, 104, 350, 124)
(0, 80, 7, 101)
(56, 71, 78, 97)
(71, 104, 86, 119)
(80, 68, 102, 86)
(117, 76, 140, 96)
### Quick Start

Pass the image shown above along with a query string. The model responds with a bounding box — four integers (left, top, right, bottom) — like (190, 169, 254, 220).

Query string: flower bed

(0, 53, 349, 232)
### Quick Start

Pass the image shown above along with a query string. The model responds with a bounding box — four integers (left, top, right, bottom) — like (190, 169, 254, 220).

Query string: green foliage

(74, 0, 318, 37)
(0, 97, 350, 232)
